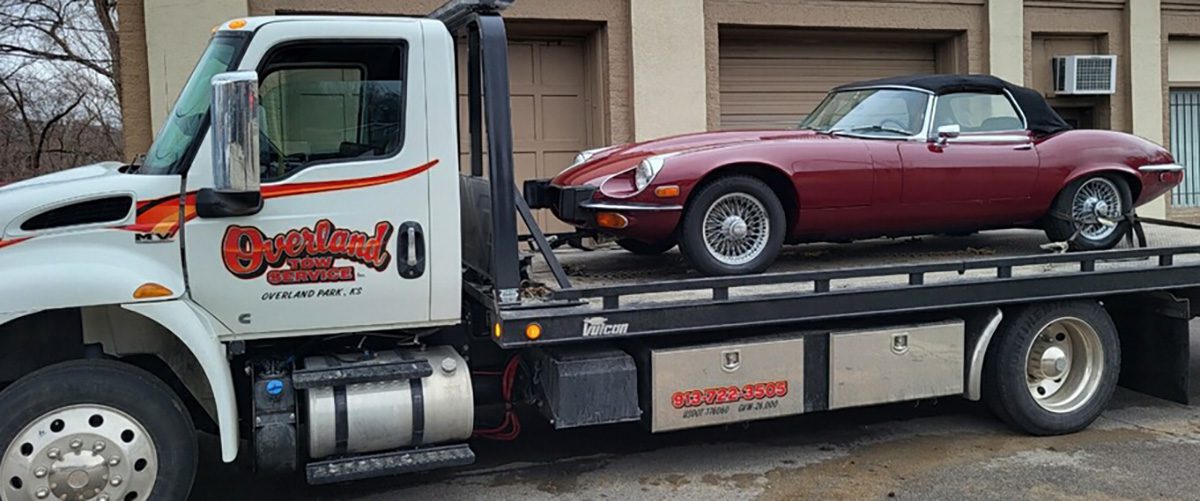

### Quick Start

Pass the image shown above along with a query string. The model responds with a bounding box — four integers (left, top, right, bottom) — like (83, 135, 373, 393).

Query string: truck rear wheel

(0, 360, 197, 501)
(983, 301, 1120, 435)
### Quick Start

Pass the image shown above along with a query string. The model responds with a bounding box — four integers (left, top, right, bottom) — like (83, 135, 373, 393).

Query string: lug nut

(93, 441, 106, 452)
(69, 439, 82, 450)
(108, 456, 120, 466)
(98, 495, 111, 501)
(34, 488, 49, 499)
(110, 475, 122, 487)
(46, 448, 61, 460)
(33, 466, 47, 478)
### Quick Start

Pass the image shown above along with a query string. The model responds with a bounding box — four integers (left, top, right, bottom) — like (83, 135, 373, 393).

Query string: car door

(897, 92, 1039, 222)
(186, 24, 435, 335)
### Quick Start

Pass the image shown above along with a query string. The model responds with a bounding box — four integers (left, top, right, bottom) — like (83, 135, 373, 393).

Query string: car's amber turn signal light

(654, 185, 680, 198)
(525, 323, 542, 340)
(595, 212, 629, 229)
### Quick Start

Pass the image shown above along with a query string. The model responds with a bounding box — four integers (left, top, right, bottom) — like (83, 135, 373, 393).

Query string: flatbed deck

(485, 224, 1200, 348)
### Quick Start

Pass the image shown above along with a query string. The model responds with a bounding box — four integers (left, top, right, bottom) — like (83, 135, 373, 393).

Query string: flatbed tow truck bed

(484, 223, 1200, 348)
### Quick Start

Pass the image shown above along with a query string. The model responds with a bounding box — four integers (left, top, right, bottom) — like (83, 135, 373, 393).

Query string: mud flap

(1108, 292, 1194, 404)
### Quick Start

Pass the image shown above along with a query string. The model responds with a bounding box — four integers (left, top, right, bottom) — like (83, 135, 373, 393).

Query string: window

(138, 35, 246, 175)
(932, 92, 1024, 133)
(801, 89, 929, 137)
(256, 42, 406, 180)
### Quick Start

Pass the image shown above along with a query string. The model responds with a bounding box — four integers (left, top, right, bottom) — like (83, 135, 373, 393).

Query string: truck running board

(292, 357, 432, 389)
(306, 443, 476, 485)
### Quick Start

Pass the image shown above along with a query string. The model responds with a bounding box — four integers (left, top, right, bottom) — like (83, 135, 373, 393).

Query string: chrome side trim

(965, 308, 1004, 401)
(1138, 163, 1185, 173)
(581, 201, 684, 212)
(946, 134, 1032, 145)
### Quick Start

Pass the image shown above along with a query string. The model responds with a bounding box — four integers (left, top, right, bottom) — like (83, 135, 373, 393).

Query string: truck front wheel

(0, 360, 197, 501)
(983, 301, 1120, 435)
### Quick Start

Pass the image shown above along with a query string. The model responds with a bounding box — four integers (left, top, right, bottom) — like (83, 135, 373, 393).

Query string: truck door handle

(406, 227, 417, 267)
(1013, 143, 1033, 151)
(397, 222, 425, 279)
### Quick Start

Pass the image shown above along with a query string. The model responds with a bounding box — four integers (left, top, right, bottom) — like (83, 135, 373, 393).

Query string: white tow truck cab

(0, 0, 1197, 499)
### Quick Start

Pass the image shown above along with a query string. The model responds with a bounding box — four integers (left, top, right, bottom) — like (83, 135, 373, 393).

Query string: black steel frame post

(467, 14, 522, 303)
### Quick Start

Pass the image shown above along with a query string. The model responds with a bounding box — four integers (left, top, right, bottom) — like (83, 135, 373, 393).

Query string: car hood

(552, 129, 828, 187)
(0, 162, 131, 234)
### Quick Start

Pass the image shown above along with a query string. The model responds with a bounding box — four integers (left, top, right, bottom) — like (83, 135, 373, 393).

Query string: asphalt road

(192, 322, 1200, 500)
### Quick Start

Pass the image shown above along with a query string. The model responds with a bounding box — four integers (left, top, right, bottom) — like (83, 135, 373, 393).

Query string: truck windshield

(137, 35, 246, 175)
(800, 88, 929, 137)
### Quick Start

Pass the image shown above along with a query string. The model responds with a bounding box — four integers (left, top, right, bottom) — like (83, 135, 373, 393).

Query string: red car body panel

(549, 126, 1181, 245)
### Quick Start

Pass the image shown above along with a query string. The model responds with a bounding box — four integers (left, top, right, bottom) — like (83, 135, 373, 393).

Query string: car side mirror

(198, 70, 263, 219)
(934, 124, 961, 147)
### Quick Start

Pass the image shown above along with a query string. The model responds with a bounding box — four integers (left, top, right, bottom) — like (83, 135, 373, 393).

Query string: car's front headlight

(634, 153, 679, 192)
(572, 146, 615, 168)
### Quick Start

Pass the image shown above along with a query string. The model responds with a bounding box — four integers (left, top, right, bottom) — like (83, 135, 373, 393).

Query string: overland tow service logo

(222, 219, 393, 285)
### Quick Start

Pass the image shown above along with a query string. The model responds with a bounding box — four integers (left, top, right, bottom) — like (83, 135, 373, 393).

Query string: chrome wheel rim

(2, 405, 158, 501)
(1072, 178, 1122, 241)
(702, 192, 770, 266)
(1025, 317, 1105, 414)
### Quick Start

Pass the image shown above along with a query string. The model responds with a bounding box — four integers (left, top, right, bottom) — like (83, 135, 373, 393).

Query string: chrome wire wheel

(1024, 317, 1105, 414)
(1071, 177, 1123, 241)
(2, 405, 158, 501)
(702, 192, 770, 266)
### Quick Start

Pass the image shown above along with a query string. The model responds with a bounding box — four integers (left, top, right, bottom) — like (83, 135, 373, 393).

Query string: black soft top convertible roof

(835, 74, 1072, 136)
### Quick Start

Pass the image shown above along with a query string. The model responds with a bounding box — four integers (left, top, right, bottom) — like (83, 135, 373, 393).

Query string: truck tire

(0, 360, 198, 501)
(982, 301, 1120, 435)
(1044, 175, 1132, 251)
(616, 238, 676, 255)
(678, 175, 785, 276)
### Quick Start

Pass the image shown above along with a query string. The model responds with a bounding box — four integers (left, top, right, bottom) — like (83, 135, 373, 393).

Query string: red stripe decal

(0, 237, 31, 250)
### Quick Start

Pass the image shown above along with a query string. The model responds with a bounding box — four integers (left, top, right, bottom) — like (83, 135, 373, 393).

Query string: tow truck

(0, 1, 1196, 499)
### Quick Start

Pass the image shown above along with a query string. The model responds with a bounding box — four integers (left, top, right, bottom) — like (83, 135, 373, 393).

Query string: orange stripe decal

(126, 159, 439, 236)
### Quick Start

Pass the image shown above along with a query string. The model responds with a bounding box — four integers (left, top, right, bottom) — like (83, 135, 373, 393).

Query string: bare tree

(0, 0, 121, 182)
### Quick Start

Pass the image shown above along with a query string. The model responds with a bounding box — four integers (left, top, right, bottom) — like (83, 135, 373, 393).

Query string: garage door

(458, 39, 591, 232)
(719, 34, 938, 130)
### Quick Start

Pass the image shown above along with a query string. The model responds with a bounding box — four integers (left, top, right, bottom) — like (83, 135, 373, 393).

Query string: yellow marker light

(133, 283, 174, 299)
(595, 212, 629, 230)
(525, 323, 543, 340)
(493, 322, 503, 338)
(228, 19, 248, 30)
(654, 185, 681, 198)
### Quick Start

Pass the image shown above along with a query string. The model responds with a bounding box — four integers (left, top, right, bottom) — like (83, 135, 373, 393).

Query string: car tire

(0, 360, 198, 501)
(616, 238, 676, 255)
(1044, 175, 1133, 251)
(982, 301, 1120, 436)
(678, 175, 785, 276)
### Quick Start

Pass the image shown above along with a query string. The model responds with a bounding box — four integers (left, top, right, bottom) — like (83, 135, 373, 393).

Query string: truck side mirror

(934, 124, 961, 147)
(197, 70, 263, 219)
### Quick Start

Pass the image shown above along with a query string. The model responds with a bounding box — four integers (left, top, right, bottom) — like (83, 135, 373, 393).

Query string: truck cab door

(185, 22, 437, 335)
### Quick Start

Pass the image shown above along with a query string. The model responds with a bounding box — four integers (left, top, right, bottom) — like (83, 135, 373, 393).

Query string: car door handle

(1013, 143, 1033, 150)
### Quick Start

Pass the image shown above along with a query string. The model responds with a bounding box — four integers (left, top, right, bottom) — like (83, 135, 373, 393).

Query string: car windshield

(136, 35, 245, 175)
(800, 88, 930, 137)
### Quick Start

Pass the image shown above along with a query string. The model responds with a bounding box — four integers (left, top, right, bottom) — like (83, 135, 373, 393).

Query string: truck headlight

(634, 153, 678, 192)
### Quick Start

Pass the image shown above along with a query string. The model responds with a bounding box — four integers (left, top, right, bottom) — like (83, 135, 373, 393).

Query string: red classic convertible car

(525, 75, 1184, 276)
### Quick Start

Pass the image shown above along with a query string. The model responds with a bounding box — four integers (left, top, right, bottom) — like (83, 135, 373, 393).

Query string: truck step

(306, 443, 476, 485)
(292, 357, 432, 389)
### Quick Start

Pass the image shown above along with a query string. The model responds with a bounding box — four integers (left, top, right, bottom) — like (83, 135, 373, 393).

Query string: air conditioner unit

(1052, 55, 1117, 95)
